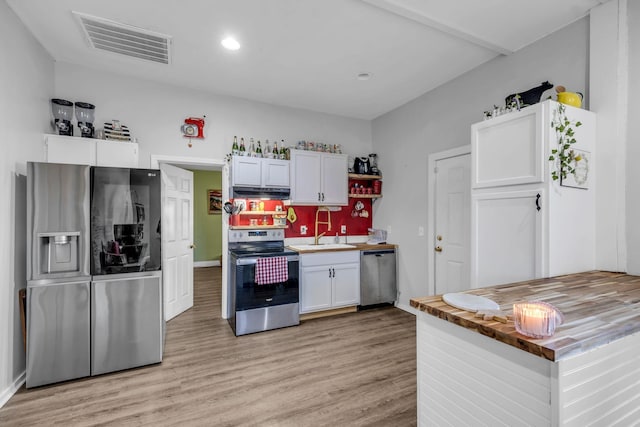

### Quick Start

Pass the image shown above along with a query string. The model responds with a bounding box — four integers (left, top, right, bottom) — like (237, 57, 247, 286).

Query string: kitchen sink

(288, 243, 357, 251)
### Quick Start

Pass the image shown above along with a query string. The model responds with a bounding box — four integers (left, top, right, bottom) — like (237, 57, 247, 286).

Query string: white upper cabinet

(472, 103, 544, 188)
(231, 156, 262, 186)
(95, 140, 138, 168)
(472, 100, 595, 189)
(231, 156, 289, 188)
(45, 134, 96, 165)
(262, 158, 290, 188)
(44, 134, 138, 168)
(290, 149, 348, 205)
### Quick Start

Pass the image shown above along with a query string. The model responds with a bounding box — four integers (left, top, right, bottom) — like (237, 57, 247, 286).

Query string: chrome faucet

(314, 207, 331, 245)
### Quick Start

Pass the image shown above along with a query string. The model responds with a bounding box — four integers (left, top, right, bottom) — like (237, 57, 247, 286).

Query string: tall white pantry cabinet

(470, 100, 596, 288)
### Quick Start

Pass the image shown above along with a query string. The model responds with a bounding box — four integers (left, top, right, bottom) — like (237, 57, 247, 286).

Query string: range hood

(232, 186, 290, 200)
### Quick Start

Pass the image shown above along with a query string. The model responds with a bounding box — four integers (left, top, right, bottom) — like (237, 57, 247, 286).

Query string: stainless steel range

(228, 229, 299, 336)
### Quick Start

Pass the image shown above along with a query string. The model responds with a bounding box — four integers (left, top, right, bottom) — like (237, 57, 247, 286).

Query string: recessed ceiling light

(221, 37, 240, 51)
(357, 72, 371, 81)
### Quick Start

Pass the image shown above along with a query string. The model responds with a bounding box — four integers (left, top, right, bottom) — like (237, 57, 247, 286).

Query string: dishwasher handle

(362, 249, 395, 256)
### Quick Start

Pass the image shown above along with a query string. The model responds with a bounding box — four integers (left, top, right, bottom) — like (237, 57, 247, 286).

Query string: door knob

(434, 246, 443, 252)
(189, 244, 196, 249)
(436, 235, 443, 241)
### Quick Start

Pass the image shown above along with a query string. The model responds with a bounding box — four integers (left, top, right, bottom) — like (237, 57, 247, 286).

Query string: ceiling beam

(361, 0, 514, 56)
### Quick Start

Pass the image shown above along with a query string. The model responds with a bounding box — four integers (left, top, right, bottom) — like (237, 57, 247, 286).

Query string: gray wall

(371, 18, 590, 309)
(53, 62, 372, 168)
(0, 0, 52, 405)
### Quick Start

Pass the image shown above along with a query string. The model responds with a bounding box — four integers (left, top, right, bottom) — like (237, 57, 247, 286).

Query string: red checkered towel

(255, 256, 289, 285)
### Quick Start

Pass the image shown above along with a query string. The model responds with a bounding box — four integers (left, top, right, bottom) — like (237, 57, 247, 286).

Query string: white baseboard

(194, 260, 221, 268)
(0, 371, 25, 409)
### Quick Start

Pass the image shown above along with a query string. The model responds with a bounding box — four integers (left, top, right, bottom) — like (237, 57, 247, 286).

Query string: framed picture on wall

(560, 149, 590, 190)
(208, 189, 222, 214)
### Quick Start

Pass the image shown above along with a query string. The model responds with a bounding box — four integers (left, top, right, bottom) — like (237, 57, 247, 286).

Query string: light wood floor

(0, 267, 417, 426)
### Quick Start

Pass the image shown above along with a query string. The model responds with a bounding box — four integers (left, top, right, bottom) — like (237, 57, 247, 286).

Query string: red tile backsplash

(284, 199, 372, 238)
(228, 198, 372, 236)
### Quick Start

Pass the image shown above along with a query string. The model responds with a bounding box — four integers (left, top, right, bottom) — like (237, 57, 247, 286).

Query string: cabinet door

(232, 156, 262, 187)
(321, 153, 348, 205)
(45, 134, 96, 165)
(290, 150, 322, 204)
(332, 262, 360, 307)
(471, 189, 543, 288)
(300, 265, 333, 313)
(472, 104, 544, 188)
(262, 159, 290, 188)
(96, 140, 139, 167)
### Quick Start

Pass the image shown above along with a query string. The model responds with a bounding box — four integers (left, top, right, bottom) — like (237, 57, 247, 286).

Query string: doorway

(427, 146, 471, 296)
(151, 155, 229, 320)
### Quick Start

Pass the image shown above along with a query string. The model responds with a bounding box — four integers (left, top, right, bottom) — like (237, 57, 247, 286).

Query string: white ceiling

(7, 0, 604, 120)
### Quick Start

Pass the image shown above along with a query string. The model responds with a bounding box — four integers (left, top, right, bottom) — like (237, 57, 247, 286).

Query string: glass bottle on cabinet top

(232, 136, 239, 156)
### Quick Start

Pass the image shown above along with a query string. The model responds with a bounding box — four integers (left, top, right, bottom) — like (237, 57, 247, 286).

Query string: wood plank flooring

(0, 267, 417, 426)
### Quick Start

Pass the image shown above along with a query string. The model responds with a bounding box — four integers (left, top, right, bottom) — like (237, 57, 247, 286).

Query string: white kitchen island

(411, 272, 640, 426)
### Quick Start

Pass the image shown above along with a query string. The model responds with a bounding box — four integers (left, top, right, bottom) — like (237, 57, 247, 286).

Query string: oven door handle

(235, 255, 299, 266)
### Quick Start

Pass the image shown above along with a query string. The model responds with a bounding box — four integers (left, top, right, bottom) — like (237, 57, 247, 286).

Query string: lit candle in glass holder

(513, 301, 563, 338)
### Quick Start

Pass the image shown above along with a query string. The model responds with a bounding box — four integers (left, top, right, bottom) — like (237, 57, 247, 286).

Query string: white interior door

(434, 154, 471, 294)
(161, 163, 194, 321)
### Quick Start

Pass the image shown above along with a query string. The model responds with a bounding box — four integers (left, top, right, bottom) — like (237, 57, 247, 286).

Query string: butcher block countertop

(410, 271, 640, 362)
(288, 243, 396, 253)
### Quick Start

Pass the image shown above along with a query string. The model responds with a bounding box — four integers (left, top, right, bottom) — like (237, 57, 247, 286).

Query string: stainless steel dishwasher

(360, 248, 397, 306)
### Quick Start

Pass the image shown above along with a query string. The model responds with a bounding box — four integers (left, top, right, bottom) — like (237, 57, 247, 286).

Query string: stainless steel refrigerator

(26, 162, 163, 388)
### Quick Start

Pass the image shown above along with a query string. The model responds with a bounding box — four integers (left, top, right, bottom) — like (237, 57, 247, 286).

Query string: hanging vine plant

(548, 103, 582, 181)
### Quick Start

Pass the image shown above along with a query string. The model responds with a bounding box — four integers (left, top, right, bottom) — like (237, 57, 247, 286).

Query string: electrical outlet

(418, 226, 425, 236)
(300, 225, 307, 235)
(341, 225, 347, 234)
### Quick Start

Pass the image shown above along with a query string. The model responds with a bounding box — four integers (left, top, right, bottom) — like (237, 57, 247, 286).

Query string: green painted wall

(193, 170, 222, 262)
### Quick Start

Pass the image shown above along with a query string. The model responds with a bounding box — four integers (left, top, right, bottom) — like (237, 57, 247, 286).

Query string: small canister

(373, 180, 382, 194)
(250, 201, 258, 211)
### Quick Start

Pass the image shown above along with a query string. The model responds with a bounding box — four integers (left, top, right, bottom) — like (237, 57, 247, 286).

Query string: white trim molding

(194, 260, 221, 268)
(0, 371, 25, 409)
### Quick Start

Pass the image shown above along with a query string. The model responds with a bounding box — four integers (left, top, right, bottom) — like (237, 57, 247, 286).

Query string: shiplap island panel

(411, 271, 640, 426)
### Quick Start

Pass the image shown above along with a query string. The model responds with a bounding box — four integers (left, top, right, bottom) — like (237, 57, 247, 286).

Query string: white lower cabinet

(299, 251, 360, 314)
(472, 189, 543, 288)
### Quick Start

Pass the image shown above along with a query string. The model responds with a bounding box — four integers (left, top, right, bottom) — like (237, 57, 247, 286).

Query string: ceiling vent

(73, 12, 171, 64)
